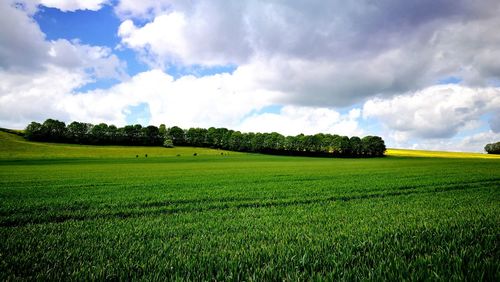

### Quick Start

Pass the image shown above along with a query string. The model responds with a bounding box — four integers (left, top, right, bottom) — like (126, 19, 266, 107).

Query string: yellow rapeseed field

(386, 148, 500, 159)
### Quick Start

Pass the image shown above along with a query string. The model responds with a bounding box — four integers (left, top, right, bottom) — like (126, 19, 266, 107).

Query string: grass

(0, 131, 499, 280)
(0, 131, 238, 159)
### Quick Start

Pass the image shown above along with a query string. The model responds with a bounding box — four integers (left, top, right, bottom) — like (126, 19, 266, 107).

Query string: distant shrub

(145, 154, 148, 158)
(484, 141, 500, 154)
(193, 153, 197, 156)
(163, 138, 174, 148)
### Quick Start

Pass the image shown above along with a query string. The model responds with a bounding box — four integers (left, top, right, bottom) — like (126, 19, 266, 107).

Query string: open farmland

(0, 131, 499, 280)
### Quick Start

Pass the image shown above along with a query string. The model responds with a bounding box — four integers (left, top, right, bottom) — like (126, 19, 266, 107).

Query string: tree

(485, 141, 500, 154)
(247, 133, 261, 152)
(329, 135, 342, 155)
(295, 134, 306, 153)
(66, 121, 92, 144)
(284, 136, 297, 152)
(132, 124, 143, 145)
(239, 132, 251, 152)
(163, 138, 174, 148)
(312, 134, 324, 153)
(42, 119, 66, 142)
(107, 125, 118, 144)
(25, 122, 43, 141)
(362, 136, 386, 156)
(206, 127, 218, 147)
(159, 124, 167, 139)
(338, 136, 351, 156)
(349, 136, 362, 156)
(122, 125, 136, 144)
(168, 126, 185, 145)
(90, 123, 109, 144)
(228, 131, 243, 151)
(143, 125, 161, 146)
(220, 129, 234, 149)
(186, 128, 207, 147)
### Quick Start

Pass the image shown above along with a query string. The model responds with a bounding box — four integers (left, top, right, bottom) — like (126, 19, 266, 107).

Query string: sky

(1, 0, 500, 152)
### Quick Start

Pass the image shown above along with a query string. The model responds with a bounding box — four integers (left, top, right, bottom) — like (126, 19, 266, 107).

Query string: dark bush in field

(484, 142, 500, 154)
(24, 119, 386, 157)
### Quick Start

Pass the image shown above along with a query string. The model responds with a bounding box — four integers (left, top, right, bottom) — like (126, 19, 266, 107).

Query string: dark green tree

(143, 125, 161, 146)
(66, 122, 92, 144)
(349, 136, 362, 156)
(25, 122, 43, 141)
(484, 141, 500, 154)
(90, 123, 109, 144)
(168, 126, 185, 145)
(42, 119, 66, 142)
(159, 124, 167, 139)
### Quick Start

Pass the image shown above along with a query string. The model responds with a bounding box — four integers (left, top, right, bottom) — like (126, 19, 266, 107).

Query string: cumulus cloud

(0, 0, 127, 127)
(48, 39, 127, 80)
(0, 1, 48, 71)
(63, 68, 277, 128)
(39, 0, 108, 12)
(400, 131, 500, 153)
(489, 113, 500, 133)
(115, 0, 183, 20)
(0, 66, 88, 128)
(0, 67, 280, 129)
(363, 85, 500, 139)
(239, 107, 362, 137)
(116, 0, 500, 107)
(118, 3, 251, 67)
(0, 1, 125, 79)
(118, 12, 193, 67)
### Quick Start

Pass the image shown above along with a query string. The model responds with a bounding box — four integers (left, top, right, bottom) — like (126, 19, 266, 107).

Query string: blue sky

(1, 0, 499, 152)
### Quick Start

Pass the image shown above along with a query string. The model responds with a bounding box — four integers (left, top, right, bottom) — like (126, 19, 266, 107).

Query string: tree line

(24, 119, 386, 157)
(484, 141, 500, 154)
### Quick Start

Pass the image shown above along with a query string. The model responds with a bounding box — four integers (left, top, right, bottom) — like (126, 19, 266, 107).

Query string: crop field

(386, 148, 500, 159)
(0, 131, 499, 280)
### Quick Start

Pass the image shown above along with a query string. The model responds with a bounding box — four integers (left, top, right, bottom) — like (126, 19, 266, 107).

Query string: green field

(0, 131, 499, 280)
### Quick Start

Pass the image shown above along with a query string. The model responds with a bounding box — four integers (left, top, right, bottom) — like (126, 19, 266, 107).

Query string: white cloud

(39, 0, 108, 12)
(0, 66, 88, 128)
(116, 0, 500, 107)
(1, 60, 363, 137)
(68, 68, 277, 128)
(0, 66, 279, 129)
(49, 39, 127, 80)
(239, 106, 363, 137)
(0, 0, 127, 128)
(0, 1, 48, 71)
(118, 6, 251, 67)
(115, 0, 180, 20)
(401, 131, 500, 153)
(118, 13, 191, 67)
(363, 84, 500, 139)
(0, 1, 125, 79)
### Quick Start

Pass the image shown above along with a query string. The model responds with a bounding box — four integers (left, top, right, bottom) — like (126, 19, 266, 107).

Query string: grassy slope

(0, 131, 238, 159)
(0, 131, 499, 280)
